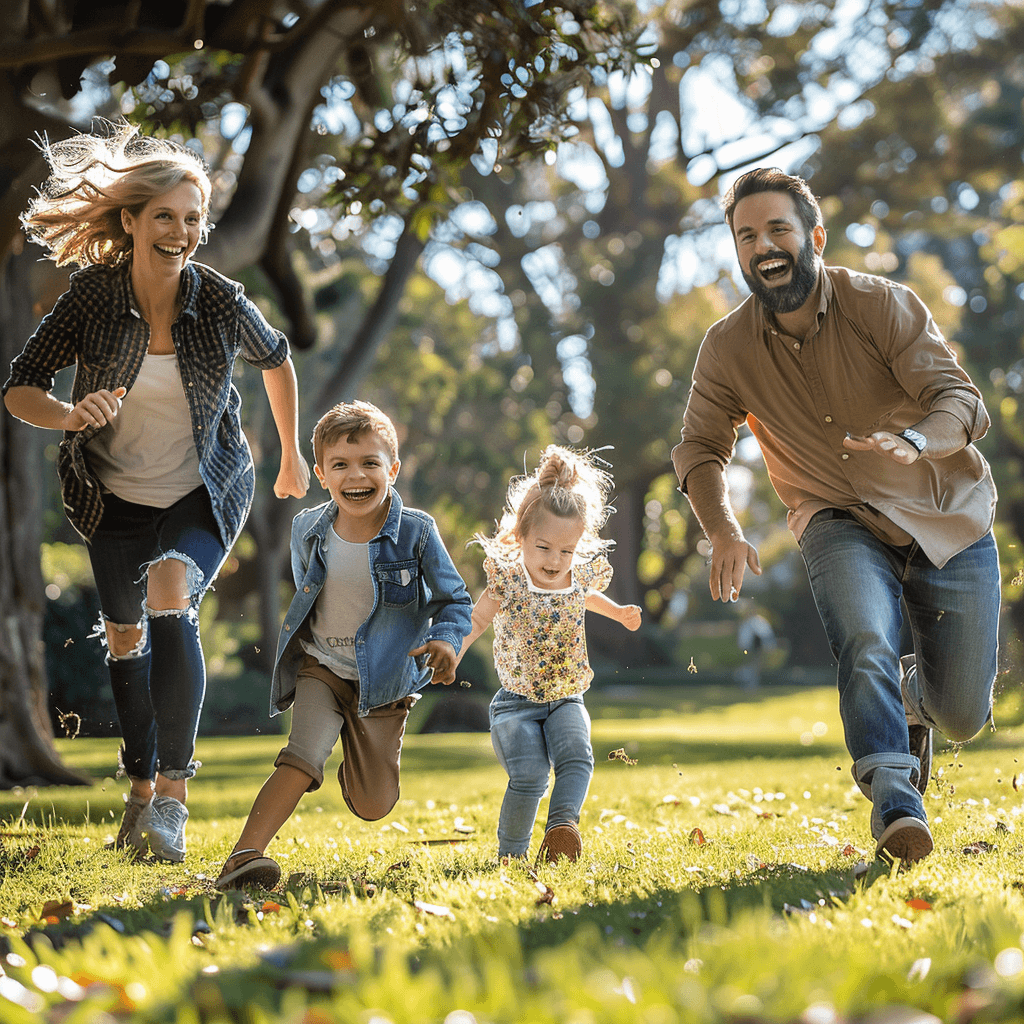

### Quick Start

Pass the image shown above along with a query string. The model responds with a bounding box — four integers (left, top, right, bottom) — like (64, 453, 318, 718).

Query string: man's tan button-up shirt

(672, 265, 996, 568)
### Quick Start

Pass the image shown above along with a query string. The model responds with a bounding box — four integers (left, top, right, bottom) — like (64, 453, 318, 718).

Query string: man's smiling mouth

(756, 257, 791, 281)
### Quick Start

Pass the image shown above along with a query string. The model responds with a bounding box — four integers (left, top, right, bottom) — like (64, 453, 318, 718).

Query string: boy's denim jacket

(271, 487, 472, 717)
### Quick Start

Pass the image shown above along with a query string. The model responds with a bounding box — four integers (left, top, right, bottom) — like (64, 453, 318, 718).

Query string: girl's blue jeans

(798, 510, 999, 832)
(87, 486, 228, 782)
(489, 688, 594, 858)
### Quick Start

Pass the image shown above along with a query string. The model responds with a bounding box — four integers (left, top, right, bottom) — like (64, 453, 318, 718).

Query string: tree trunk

(0, 248, 89, 786)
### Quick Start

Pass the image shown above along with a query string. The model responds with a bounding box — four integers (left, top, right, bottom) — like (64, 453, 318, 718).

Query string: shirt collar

(756, 263, 830, 339)
(308, 486, 405, 545)
(110, 260, 200, 320)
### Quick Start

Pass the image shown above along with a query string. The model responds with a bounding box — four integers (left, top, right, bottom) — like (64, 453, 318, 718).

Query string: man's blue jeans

(798, 510, 999, 831)
(489, 689, 594, 858)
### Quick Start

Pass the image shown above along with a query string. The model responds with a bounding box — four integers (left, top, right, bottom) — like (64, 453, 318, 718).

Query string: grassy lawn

(1, 683, 1023, 1022)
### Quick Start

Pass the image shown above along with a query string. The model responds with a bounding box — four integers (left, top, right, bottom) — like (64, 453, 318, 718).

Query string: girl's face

(520, 509, 585, 590)
(121, 180, 205, 284)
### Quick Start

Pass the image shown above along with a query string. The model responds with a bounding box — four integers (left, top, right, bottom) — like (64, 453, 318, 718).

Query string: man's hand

(843, 431, 920, 465)
(274, 444, 311, 499)
(410, 639, 458, 686)
(708, 533, 761, 602)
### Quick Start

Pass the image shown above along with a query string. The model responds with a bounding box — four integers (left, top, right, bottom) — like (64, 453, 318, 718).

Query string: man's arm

(682, 461, 761, 603)
(842, 409, 970, 465)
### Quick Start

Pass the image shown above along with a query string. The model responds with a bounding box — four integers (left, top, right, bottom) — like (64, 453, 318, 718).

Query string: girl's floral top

(484, 553, 613, 701)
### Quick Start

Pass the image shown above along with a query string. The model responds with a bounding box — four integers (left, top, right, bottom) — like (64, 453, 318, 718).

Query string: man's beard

(741, 235, 818, 314)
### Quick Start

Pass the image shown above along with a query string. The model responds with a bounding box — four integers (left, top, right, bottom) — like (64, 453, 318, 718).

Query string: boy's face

(314, 430, 400, 528)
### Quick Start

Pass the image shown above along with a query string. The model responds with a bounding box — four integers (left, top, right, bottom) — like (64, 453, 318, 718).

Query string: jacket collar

(304, 486, 405, 544)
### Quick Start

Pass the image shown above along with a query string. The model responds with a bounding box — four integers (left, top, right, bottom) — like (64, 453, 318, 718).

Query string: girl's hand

(61, 387, 126, 431)
(410, 639, 458, 686)
(620, 605, 642, 631)
(274, 444, 310, 499)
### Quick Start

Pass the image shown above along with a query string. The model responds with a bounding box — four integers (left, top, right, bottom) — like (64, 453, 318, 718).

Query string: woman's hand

(62, 387, 127, 431)
(274, 444, 310, 499)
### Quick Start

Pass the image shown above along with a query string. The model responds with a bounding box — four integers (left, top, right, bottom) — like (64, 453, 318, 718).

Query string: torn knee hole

(106, 621, 146, 659)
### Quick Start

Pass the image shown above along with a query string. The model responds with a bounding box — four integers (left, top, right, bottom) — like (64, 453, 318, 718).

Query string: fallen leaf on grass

(905, 898, 932, 910)
(962, 840, 996, 855)
(323, 949, 355, 971)
(39, 899, 74, 922)
(841, 844, 857, 857)
(413, 900, 455, 920)
(688, 828, 706, 845)
(261, 901, 282, 913)
(534, 881, 555, 906)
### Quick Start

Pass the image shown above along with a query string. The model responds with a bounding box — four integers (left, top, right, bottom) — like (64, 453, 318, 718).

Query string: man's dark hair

(722, 167, 823, 236)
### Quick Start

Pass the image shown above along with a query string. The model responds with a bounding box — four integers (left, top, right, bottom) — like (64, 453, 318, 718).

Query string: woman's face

(122, 180, 205, 283)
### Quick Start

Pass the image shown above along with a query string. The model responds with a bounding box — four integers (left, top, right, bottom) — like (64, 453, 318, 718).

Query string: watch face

(900, 428, 927, 453)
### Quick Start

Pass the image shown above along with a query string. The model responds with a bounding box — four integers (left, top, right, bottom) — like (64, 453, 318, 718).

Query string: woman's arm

(585, 590, 642, 631)
(456, 590, 500, 664)
(4, 384, 126, 432)
(261, 357, 309, 499)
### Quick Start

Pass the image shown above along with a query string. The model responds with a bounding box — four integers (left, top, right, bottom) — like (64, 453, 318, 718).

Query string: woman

(3, 123, 309, 862)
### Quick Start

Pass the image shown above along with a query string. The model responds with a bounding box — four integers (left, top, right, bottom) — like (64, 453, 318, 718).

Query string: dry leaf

(261, 901, 282, 913)
(688, 827, 706, 845)
(39, 899, 74, 921)
(962, 840, 996, 855)
(905, 898, 932, 910)
(607, 748, 638, 765)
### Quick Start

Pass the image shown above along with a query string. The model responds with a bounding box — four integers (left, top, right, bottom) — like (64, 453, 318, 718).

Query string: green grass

(1, 685, 1024, 1022)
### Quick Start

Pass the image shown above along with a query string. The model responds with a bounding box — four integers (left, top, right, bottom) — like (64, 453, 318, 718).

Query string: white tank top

(87, 352, 202, 508)
(300, 524, 375, 680)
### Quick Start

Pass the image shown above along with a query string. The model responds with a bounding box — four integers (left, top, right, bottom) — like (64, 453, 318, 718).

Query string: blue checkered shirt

(3, 260, 290, 544)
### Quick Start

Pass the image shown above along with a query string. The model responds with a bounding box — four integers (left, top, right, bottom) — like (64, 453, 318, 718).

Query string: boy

(216, 400, 472, 889)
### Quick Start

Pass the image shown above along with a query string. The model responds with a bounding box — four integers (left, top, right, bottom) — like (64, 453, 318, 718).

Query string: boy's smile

(520, 510, 585, 590)
(314, 431, 400, 542)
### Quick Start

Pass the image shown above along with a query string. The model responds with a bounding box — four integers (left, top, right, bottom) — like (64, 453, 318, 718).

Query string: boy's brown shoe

(537, 823, 582, 865)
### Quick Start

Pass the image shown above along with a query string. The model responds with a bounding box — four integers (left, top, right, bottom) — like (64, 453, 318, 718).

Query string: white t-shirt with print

(300, 524, 375, 680)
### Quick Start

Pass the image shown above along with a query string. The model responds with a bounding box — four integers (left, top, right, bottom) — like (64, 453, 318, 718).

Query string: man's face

(732, 191, 821, 314)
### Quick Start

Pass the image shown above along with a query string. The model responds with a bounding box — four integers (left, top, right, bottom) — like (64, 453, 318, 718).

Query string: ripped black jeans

(87, 486, 228, 782)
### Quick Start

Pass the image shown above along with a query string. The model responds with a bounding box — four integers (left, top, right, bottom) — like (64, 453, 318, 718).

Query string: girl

(458, 445, 641, 863)
(3, 123, 309, 861)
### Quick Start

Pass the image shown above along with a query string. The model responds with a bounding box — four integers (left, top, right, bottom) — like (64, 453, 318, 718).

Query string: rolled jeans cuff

(851, 752, 920, 799)
(159, 760, 201, 781)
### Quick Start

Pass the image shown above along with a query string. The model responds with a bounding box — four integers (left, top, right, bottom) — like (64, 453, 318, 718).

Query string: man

(672, 167, 999, 863)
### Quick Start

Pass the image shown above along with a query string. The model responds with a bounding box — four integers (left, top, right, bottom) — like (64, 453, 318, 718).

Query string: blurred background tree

(3, 0, 1023, 782)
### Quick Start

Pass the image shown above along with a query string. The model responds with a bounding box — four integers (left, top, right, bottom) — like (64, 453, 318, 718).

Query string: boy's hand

(409, 640, 458, 686)
(620, 605, 643, 631)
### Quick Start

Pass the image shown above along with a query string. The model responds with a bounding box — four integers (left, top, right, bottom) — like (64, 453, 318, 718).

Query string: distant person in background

(457, 446, 642, 866)
(3, 122, 309, 862)
(672, 167, 999, 864)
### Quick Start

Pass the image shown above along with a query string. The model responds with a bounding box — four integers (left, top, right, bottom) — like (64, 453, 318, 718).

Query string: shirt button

(793, 343, 801, 351)
(841, 453, 850, 460)
(284, 624, 291, 631)
(303, 586, 310, 593)
(825, 416, 833, 423)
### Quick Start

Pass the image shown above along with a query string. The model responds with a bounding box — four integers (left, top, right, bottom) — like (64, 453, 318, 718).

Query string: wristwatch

(897, 428, 928, 456)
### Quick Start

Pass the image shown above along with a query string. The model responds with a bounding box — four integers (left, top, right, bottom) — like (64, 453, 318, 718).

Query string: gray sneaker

(112, 793, 152, 856)
(899, 656, 932, 796)
(144, 795, 188, 862)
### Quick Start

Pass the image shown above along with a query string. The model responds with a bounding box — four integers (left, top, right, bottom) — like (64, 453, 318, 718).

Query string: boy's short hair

(312, 400, 400, 468)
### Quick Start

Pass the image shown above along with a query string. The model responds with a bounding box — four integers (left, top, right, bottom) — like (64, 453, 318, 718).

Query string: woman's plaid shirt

(3, 260, 290, 545)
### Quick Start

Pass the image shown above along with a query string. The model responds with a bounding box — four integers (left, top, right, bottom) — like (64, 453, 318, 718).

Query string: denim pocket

(376, 559, 419, 607)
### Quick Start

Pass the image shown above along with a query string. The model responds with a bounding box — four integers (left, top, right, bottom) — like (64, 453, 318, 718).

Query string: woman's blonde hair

(21, 120, 212, 268)
(476, 445, 614, 563)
